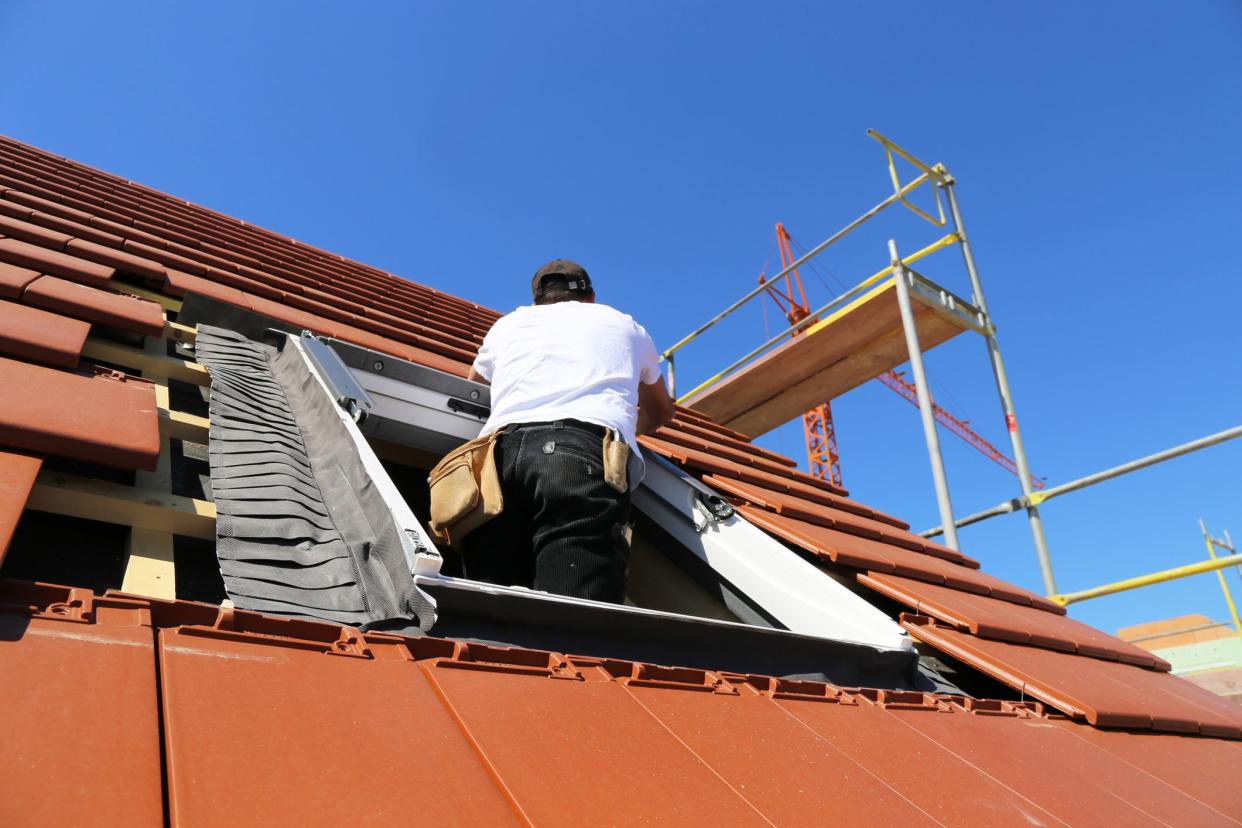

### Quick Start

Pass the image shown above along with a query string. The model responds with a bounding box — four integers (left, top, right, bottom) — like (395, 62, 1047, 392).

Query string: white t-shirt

(471, 301, 663, 487)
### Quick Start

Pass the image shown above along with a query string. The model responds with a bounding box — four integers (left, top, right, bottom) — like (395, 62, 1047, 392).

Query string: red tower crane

(758, 224, 1044, 491)
(758, 224, 844, 487)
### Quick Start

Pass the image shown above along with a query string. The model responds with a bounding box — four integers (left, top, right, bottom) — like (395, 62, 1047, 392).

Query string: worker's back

(475, 300, 660, 453)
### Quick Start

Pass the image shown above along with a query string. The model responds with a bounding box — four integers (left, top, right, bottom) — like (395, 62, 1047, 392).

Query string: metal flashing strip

(637, 453, 911, 652)
(417, 574, 922, 687)
(328, 337, 490, 455)
(195, 325, 436, 630)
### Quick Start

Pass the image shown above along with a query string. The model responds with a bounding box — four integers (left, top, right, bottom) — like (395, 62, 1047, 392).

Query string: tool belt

(427, 421, 631, 546)
(601, 428, 629, 493)
(427, 430, 504, 547)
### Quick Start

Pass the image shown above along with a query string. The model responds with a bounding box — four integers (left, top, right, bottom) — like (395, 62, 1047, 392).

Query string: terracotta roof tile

(0, 198, 33, 221)
(0, 450, 41, 563)
(0, 299, 90, 368)
(65, 238, 166, 281)
(704, 473, 969, 566)
(0, 261, 41, 299)
(734, 504, 1059, 605)
(0, 214, 72, 248)
(7, 570, 1242, 822)
(121, 239, 207, 276)
(641, 434, 906, 529)
(28, 210, 125, 248)
(666, 415, 796, 468)
(903, 616, 1242, 737)
(861, 572, 1167, 669)
(0, 237, 114, 286)
(0, 357, 159, 470)
(23, 276, 164, 336)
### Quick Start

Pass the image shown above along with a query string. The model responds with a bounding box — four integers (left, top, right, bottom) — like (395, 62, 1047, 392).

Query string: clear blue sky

(3, 1, 1239, 636)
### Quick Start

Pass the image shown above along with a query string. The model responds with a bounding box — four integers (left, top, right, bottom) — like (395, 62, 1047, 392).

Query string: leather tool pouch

(602, 429, 629, 493)
(427, 430, 504, 546)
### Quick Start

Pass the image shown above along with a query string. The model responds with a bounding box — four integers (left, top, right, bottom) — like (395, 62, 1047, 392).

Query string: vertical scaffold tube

(889, 239, 960, 551)
(943, 180, 1057, 594)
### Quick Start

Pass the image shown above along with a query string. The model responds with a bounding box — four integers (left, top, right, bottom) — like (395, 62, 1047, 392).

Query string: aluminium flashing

(417, 573, 923, 687)
(327, 336, 491, 455)
(636, 452, 911, 652)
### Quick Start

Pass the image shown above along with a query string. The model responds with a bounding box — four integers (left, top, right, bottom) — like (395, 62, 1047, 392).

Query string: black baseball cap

(531, 258, 593, 300)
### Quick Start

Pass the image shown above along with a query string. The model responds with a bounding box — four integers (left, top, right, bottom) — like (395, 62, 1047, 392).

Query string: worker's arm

(636, 376, 675, 435)
(467, 367, 490, 386)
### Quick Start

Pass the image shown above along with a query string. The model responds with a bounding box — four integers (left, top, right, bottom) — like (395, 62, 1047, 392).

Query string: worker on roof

(464, 258, 675, 602)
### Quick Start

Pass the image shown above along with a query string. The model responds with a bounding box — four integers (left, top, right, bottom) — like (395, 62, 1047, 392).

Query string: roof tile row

(904, 616, 1242, 738)
(646, 415, 1242, 738)
(703, 472, 967, 565)
(5, 579, 1240, 825)
(0, 138, 500, 353)
(861, 572, 1168, 669)
(642, 431, 908, 529)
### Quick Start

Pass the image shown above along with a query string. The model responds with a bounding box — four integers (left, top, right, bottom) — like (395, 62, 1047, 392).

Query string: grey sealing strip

(196, 325, 436, 630)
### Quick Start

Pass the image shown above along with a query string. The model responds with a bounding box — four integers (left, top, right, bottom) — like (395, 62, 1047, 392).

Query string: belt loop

(552, 420, 564, 431)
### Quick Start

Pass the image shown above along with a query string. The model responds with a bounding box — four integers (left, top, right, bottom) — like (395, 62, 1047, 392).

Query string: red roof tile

(704, 473, 969, 566)
(23, 275, 165, 336)
(0, 357, 160, 470)
(0, 214, 73, 248)
(641, 433, 908, 529)
(861, 572, 1167, 669)
(0, 236, 114, 286)
(0, 262, 40, 300)
(1067, 726, 1242, 816)
(903, 616, 1242, 737)
(0, 587, 164, 823)
(0, 450, 41, 563)
(7, 574, 1242, 824)
(65, 238, 166, 281)
(883, 703, 1236, 825)
(0, 299, 90, 368)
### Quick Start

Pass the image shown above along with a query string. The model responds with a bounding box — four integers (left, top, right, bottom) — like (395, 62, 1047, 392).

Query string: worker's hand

(636, 375, 675, 435)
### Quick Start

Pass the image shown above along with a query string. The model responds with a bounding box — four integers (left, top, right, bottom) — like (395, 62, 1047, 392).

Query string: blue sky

(3, 1, 1239, 635)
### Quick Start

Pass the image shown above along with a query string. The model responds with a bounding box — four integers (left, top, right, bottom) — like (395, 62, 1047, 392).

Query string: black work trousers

(462, 420, 631, 603)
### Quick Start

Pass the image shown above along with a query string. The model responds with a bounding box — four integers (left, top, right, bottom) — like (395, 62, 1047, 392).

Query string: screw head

(373, 360, 384, 372)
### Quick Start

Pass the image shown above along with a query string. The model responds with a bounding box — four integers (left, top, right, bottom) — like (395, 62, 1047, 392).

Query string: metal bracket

(691, 490, 734, 534)
(299, 333, 376, 423)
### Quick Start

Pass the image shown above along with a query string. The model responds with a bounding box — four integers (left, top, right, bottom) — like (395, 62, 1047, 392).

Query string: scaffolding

(1049, 521, 1242, 647)
(664, 130, 1049, 571)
